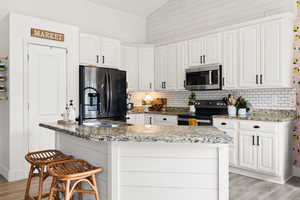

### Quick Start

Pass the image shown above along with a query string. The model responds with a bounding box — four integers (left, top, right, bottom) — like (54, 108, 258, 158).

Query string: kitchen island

(40, 122, 232, 200)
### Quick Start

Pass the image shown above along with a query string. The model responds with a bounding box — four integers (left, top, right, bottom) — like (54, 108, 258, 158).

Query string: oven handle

(178, 118, 211, 124)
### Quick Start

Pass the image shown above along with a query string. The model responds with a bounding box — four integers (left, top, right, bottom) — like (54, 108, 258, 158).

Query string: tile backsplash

(129, 88, 296, 110)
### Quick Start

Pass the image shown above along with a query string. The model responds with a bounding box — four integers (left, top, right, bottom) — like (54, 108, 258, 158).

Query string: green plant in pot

(235, 96, 248, 117)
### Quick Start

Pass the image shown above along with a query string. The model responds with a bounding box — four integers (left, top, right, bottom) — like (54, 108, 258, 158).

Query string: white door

(260, 20, 282, 87)
(239, 131, 257, 170)
(177, 41, 188, 90)
(101, 37, 121, 68)
(122, 46, 139, 91)
(257, 132, 278, 175)
(28, 44, 67, 152)
(239, 25, 260, 88)
(166, 44, 177, 90)
(204, 33, 221, 64)
(139, 47, 154, 91)
(222, 30, 238, 89)
(189, 38, 204, 66)
(79, 34, 100, 65)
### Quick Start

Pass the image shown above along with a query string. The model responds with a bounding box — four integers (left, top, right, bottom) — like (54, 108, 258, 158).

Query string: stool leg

(65, 180, 71, 200)
(24, 165, 35, 200)
(49, 177, 57, 200)
(91, 175, 100, 200)
(37, 165, 45, 200)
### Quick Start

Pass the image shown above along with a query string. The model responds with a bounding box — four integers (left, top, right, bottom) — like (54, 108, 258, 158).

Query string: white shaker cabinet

(176, 41, 188, 90)
(239, 131, 259, 170)
(79, 33, 100, 66)
(239, 25, 260, 88)
(222, 30, 238, 89)
(189, 33, 221, 66)
(100, 37, 121, 68)
(155, 46, 167, 90)
(121, 46, 139, 91)
(139, 47, 154, 91)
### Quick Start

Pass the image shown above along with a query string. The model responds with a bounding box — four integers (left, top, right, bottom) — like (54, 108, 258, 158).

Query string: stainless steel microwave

(185, 64, 222, 91)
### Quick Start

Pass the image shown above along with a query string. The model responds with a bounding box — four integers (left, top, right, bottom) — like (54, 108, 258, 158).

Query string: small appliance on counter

(78, 66, 127, 125)
(178, 100, 227, 126)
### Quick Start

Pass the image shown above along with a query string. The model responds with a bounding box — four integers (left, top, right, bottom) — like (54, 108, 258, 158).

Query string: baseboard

(0, 163, 8, 180)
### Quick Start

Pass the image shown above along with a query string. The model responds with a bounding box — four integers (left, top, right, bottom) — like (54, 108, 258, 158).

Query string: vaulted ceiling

(88, 0, 169, 17)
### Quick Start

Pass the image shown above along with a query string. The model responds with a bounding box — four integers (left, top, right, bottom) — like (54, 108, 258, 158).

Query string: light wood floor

(1, 173, 300, 200)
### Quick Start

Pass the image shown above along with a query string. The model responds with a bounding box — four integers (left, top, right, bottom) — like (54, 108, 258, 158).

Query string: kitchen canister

(228, 105, 237, 117)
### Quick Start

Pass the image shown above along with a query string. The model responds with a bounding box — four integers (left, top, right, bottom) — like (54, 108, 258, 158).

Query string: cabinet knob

(126, 117, 130, 120)
(253, 125, 260, 129)
(163, 118, 167, 121)
(221, 122, 227, 126)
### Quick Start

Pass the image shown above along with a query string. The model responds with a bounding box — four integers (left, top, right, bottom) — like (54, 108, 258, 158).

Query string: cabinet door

(189, 38, 204, 66)
(155, 46, 167, 90)
(101, 37, 121, 68)
(204, 33, 221, 64)
(135, 114, 145, 125)
(260, 20, 282, 87)
(257, 132, 278, 175)
(122, 46, 139, 91)
(222, 30, 238, 89)
(218, 128, 238, 167)
(239, 131, 257, 170)
(239, 25, 260, 88)
(177, 41, 188, 90)
(166, 44, 177, 90)
(139, 47, 154, 91)
(79, 34, 100, 65)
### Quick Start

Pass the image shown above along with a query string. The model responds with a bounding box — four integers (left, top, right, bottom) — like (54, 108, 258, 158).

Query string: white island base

(56, 133, 229, 200)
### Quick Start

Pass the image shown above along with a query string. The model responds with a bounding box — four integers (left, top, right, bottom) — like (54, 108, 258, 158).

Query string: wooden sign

(31, 28, 64, 42)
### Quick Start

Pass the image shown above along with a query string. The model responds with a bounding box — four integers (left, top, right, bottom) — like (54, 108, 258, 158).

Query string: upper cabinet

(101, 37, 121, 68)
(222, 30, 238, 89)
(177, 41, 188, 90)
(239, 17, 293, 89)
(138, 47, 154, 91)
(79, 34, 121, 69)
(121, 46, 139, 91)
(189, 33, 221, 66)
(155, 44, 179, 91)
(79, 34, 100, 66)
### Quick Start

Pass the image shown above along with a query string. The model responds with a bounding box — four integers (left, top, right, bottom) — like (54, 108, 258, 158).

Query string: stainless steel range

(178, 100, 227, 126)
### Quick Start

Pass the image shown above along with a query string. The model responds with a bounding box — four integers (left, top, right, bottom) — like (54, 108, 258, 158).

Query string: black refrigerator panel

(106, 69, 127, 120)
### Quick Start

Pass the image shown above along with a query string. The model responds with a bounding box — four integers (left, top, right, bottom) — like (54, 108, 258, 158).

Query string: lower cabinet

(213, 118, 291, 184)
(126, 114, 177, 126)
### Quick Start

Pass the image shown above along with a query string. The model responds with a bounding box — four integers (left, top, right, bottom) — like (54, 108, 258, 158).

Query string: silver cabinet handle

(102, 56, 105, 64)
(222, 77, 225, 86)
(257, 136, 260, 146)
(149, 82, 152, 89)
(252, 135, 255, 146)
(260, 74, 263, 85)
(256, 75, 258, 84)
(203, 55, 206, 64)
(96, 55, 99, 63)
(200, 56, 203, 64)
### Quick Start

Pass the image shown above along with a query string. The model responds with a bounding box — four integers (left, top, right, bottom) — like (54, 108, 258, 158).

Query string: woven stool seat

(24, 149, 72, 200)
(48, 159, 103, 200)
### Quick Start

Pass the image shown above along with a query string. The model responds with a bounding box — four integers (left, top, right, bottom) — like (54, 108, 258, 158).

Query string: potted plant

(223, 94, 237, 117)
(188, 92, 196, 113)
(235, 96, 248, 117)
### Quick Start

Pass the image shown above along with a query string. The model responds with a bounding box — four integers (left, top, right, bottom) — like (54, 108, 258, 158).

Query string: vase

(238, 108, 247, 117)
(189, 105, 196, 113)
(228, 105, 237, 117)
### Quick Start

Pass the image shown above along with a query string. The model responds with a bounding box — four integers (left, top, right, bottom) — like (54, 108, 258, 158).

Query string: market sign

(31, 28, 64, 42)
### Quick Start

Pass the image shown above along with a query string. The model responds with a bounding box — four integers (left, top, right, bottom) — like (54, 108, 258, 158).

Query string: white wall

(6, 13, 79, 181)
(0, 0, 146, 43)
(0, 16, 9, 179)
(147, 0, 295, 44)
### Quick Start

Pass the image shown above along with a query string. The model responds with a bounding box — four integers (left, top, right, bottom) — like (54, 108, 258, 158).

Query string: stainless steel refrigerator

(79, 66, 127, 124)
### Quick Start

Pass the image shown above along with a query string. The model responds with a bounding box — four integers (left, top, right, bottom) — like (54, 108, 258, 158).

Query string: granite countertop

(214, 110, 297, 122)
(39, 122, 232, 144)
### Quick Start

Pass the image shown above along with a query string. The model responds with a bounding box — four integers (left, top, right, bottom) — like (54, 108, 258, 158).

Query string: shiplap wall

(147, 0, 295, 44)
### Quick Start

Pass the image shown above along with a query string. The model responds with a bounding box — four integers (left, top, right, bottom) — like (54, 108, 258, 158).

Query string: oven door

(185, 64, 222, 90)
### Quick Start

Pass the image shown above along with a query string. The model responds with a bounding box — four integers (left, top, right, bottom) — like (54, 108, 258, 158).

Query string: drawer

(239, 121, 277, 133)
(153, 115, 178, 126)
(213, 118, 238, 130)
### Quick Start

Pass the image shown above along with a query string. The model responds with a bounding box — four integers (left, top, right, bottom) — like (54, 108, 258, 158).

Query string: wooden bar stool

(24, 149, 73, 200)
(47, 159, 103, 200)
